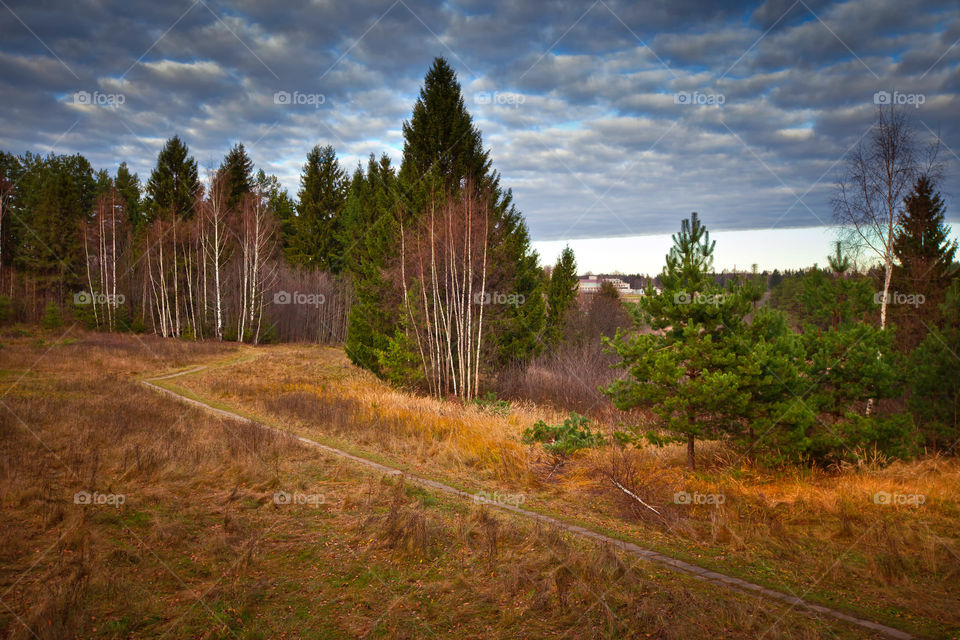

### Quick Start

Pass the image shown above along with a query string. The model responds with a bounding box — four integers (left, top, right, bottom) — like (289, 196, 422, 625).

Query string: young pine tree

(605, 213, 750, 470)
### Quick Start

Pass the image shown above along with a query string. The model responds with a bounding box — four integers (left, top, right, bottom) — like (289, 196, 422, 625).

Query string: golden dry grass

(170, 341, 960, 639)
(0, 329, 873, 639)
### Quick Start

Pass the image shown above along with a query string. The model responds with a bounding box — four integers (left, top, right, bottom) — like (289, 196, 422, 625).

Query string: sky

(1, 0, 958, 273)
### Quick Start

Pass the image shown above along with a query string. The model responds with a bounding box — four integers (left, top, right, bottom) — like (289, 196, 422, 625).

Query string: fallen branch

(607, 475, 661, 516)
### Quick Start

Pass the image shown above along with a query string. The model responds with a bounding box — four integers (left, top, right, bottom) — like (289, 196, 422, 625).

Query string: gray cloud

(0, 0, 957, 242)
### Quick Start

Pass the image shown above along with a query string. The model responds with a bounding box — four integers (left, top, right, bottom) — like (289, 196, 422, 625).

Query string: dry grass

(171, 341, 960, 639)
(0, 329, 868, 639)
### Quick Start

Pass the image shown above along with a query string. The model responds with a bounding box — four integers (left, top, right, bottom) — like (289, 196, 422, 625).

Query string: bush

(0, 295, 11, 324)
(471, 392, 511, 416)
(522, 412, 605, 461)
(376, 327, 423, 389)
(40, 301, 62, 330)
(72, 299, 97, 329)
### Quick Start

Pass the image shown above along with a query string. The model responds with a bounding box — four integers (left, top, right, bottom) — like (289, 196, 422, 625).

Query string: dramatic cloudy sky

(2, 0, 958, 272)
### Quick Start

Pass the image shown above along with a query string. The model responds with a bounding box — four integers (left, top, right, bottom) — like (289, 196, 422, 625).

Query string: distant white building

(577, 275, 640, 294)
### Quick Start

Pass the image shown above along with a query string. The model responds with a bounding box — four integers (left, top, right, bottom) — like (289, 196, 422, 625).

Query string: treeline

(0, 57, 567, 400)
(604, 179, 958, 467)
(0, 137, 350, 343)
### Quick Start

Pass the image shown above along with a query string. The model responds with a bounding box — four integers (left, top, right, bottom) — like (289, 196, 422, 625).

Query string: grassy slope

(169, 342, 960, 639)
(0, 330, 871, 639)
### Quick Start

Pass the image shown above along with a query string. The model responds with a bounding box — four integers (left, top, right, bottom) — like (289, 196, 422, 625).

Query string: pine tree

(145, 136, 200, 221)
(546, 245, 578, 345)
(605, 213, 749, 470)
(909, 281, 960, 449)
(890, 176, 958, 350)
(290, 145, 348, 271)
(219, 143, 254, 210)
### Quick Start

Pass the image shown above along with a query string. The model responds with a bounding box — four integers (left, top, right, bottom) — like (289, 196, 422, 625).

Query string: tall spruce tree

(145, 135, 200, 221)
(399, 57, 489, 205)
(890, 175, 957, 350)
(397, 57, 545, 371)
(339, 154, 401, 374)
(546, 245, 579, 345)
(290, 144, 348, 271)
(219, 143, 254, 209)
(115, 162, 142, 228)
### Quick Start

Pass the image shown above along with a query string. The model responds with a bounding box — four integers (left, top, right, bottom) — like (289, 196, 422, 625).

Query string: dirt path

(143, 365, 915, 640)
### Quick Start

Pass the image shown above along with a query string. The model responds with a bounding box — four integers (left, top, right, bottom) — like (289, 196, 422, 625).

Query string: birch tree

(200, 175, 231, 341)
(400, 187, 490, 400)
(833, 105, 939, 330)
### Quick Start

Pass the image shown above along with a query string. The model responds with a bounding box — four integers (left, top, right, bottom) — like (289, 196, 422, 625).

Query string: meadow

(1, 328, 955, 639)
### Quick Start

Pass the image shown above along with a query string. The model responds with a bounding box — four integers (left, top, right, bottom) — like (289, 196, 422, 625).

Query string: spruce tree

(218, 142, 254, 209)
(397, 57, 546, 369)
(145, 136, 200, 221)
(909, 281, 960, 449)
(890, 175, 958, 350)
(290, 145, 348, 271)
(340, 154, 401, 374)
(399, 57, 489, 204)
(546, 245, 579, 345)
(255, 169, 297, 260)
(115, 162, 142, 228)
(12, 152, 96, 289)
